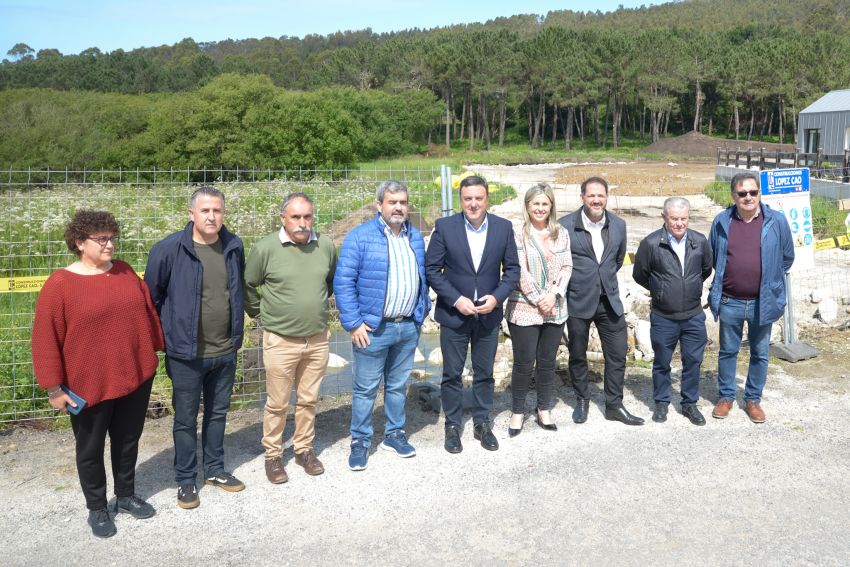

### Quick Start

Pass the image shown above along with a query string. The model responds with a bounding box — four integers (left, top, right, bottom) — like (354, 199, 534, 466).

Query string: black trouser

(440, 317, 499, 428)
(70, 378, 153, 510)
(507, 322, 564, 413)
(567, 296, 627, 409)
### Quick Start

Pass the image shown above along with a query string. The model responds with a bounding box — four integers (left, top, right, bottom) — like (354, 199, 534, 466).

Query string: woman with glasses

(505, 184, 572, 436)
(31, 210, 164, 538)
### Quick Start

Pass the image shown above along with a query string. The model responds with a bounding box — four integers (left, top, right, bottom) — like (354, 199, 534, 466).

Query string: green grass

(0, 163, 518, 422)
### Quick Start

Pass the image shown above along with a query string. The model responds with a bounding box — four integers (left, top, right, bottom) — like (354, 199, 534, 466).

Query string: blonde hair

(521, 183, 559, 239)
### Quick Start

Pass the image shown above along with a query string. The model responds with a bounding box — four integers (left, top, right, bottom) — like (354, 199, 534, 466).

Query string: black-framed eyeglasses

(87, 235, 119, 246)
(735, 190, 759, 198)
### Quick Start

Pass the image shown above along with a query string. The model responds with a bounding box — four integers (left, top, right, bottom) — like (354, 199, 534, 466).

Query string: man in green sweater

(244, 192, 337, 483)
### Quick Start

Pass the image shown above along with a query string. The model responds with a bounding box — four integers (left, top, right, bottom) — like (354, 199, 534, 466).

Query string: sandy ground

(2, 162, 850, 566)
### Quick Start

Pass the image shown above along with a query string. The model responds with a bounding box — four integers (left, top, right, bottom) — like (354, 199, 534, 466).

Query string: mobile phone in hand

(60, 385, 87, 415)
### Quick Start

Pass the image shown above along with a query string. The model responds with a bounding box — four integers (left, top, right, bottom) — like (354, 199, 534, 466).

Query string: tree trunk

(498, 94, 506, 148)
(444, 86, 451, 148)
(693, 78, 703, 132)
(578, 106, 585, 142)
(551, 102, 559, 145)
(778, 95, 785, 143)
(479, 92, 491, 151)
(564, 106, 575, 150)
(459, 89, 467, 141)
(747, 104, 755, 141)
(593, 103, 601, 146)
(468, 91, 475, 150)
(733, 99, 740, 141)
(602, 90, 610, 149)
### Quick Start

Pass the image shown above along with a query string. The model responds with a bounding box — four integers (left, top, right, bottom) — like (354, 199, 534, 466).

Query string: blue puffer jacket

(708, 203, 794, 324)
(334, 214, 430, 331)
(144, 222, 245, 360)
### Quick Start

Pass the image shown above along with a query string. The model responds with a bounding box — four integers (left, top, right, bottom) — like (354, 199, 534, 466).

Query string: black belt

(383, 315, 412, 323)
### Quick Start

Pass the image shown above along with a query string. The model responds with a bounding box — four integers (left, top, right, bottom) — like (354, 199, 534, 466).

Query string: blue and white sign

(760, 168, 809, 195)
(759, 168, 814, 271)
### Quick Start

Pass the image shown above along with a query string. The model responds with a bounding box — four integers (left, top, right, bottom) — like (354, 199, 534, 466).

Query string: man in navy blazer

(559, 176, 644, 426)
(426, 175, 520, 453)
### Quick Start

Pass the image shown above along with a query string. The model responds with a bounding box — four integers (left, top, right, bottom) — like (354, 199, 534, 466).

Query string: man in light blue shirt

(334, 180, 431, 471)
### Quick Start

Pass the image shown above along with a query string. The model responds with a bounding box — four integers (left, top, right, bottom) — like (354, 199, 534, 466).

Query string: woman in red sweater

(31, 210, 164, 538)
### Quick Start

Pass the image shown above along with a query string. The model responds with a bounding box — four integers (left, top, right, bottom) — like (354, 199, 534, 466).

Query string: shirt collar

(581, 209, 606, 229)
(464, 214, 488, 233)
(734, 205, 761, 221)
(667, 230, 687, 244)
(278, 227, 318, 244)
(378, 215, 408, 237)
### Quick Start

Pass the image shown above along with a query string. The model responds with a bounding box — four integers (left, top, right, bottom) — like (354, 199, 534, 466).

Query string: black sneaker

(204, 472, 245, 492)
(87, 508, 116, 538)
(113, 495, 156, 519)
(177, 483, 200, 509)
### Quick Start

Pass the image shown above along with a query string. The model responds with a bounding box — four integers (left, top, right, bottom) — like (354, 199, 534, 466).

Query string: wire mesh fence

(2, 164, 849, 424)
(0, 167, 456, 423)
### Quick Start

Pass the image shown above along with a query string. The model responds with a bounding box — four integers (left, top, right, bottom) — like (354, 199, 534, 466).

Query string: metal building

(798, 88, 850, 154)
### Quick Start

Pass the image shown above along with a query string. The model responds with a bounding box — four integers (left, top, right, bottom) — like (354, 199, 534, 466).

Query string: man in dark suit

(426, 175, 520, 453)
(559, 176, 644, 426)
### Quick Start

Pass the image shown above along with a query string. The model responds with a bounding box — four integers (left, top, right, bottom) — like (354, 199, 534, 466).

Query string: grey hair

(662, 197, 691, 216)
(189, 186, 225, 209)
(376, 180, 409, 203)
(280, 192, 313, 214)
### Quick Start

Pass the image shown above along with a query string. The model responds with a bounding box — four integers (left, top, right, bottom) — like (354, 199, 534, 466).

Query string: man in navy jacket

(426, 175, 520, 453)
(708, 172, 794, 423)
(145, 186, 246, 509)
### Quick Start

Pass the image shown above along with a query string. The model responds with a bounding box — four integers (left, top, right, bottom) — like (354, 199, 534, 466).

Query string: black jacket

(144, 222, 245, 359)
(633, 227, 713, 320)
(558, 207, 627, 319)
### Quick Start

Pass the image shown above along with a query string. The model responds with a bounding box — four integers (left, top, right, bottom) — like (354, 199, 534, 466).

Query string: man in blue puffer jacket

(334, 180, 431, 471)
(708, 172, 794, 424)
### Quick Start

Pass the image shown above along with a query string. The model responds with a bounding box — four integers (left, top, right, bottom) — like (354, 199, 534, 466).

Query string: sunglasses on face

(735, 190, 759, 198)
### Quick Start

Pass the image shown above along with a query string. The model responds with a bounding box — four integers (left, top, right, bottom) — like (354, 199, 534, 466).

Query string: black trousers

(507, 322, 565, 413)
(70, 378, 153, 510)
(440, 317, 499, 428)
(567, 296, 627, 409)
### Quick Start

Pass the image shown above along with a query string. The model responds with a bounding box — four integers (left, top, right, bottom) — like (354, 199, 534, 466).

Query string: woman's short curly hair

(64, 210, 120, 257)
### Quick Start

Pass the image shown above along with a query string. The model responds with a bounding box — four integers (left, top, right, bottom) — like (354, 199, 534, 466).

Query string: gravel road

(2, 163, 848, 566)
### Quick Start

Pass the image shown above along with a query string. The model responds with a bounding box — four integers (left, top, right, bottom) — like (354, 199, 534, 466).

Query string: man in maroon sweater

(707, 172, 794, 423)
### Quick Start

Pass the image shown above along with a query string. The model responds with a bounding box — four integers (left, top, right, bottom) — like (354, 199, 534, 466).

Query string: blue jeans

(717, 297, 772, 403)
(350, 319, 420, 447)
(440, 317, 500, 427)
(650, 311, 707, 406)
(166, 352, 236, 484)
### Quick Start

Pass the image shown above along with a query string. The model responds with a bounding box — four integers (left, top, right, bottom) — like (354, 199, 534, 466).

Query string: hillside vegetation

(2, 0, 849, 168)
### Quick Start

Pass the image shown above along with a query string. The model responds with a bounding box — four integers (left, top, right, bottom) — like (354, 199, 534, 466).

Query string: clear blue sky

(1, 0, 661, 55)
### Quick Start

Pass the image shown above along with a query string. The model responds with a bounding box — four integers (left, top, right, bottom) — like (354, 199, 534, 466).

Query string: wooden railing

(717, 148, 850, 182)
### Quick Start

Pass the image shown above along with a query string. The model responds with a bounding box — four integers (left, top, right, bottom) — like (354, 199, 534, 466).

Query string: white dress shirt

(581, 209, 606, 263)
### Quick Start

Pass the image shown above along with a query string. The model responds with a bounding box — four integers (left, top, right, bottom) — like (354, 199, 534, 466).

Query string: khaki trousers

(262, 329, 329, 458)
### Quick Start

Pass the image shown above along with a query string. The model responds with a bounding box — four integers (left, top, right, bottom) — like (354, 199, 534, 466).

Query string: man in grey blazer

(558, 177, 644, 426)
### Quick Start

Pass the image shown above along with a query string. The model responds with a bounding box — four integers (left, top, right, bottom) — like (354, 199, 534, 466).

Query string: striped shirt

(380, 217, 420, 318)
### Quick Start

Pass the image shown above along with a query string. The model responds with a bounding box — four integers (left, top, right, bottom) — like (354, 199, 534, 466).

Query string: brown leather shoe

(294, 449, 325, 476)
(265, 458, 288, 484)
(712, 399, 734, 419)
(745, 401, 766, 423)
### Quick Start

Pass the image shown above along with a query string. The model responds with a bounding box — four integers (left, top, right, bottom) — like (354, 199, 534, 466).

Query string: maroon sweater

(722, 212, 763, 299)
(31, 260, 164, 407)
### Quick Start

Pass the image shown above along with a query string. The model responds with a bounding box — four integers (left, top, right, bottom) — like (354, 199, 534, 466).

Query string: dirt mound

(556, 161, 716, 195)
(640, 130, 796, 159)
(325, 204, 432, 247)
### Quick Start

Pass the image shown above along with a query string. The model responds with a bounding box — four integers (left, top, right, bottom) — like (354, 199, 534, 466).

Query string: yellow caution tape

(0, 272, 145, 293)
(0, 275, 50, 293)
